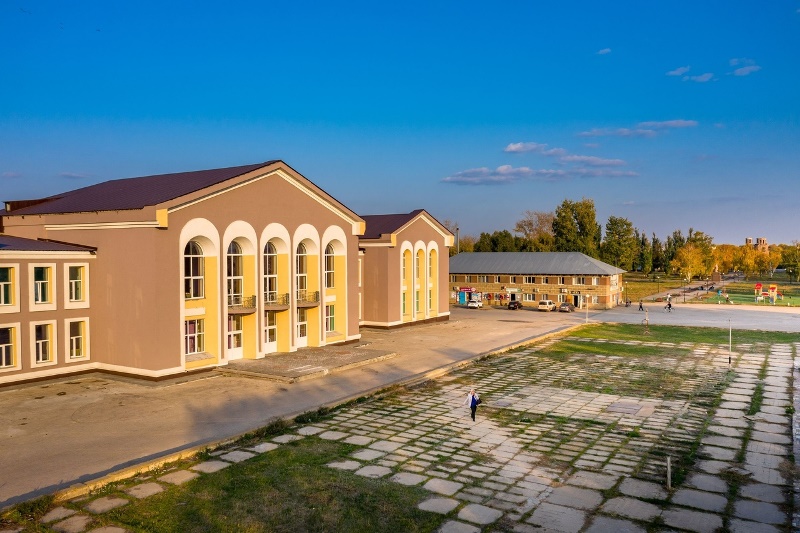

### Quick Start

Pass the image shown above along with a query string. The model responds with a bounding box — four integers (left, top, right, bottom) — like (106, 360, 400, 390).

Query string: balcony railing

(227, 294, 257, 314)
(264, 292, 290, 309)
(296, 290, 320, 307)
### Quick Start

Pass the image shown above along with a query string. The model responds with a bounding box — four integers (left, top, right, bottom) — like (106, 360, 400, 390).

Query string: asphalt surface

(1, 302, 797, 509)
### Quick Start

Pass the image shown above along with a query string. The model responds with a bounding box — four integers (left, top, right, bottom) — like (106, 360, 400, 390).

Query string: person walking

(638, 300, 644, 311)
(464, 388, 481, 422)
(667, 301, 672, 312)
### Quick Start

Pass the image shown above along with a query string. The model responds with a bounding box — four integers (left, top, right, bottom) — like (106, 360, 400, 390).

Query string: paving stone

(327, 460, 361, 470)
(125, 482, 164, 499)
(369, 440, 404, 452)
(297, 425, 325, 436)
(527, 502, 586, 533)
(750, 431, 791, 445)
(701, 435, 742, 449)
(686, 473, 727, 493)
(739, 482, 786, 503)
(671, 488, 727, 512)
(661, 508, 723, 533)
(249, 442, 279, 453)
(544, 485, 603, 510)
(733, 499, 786, 524)
(318, 430, 349, 440)
(424, 478, 464, 496)
(272, 434, 302, 443)
(51, 515, 92, 533)
(600, 497, 660, 521)
(746, 451, 783, 469)
(390, 472, 427, 486)
(695, 460, 730, 475)
(437, 520, 480, 533)
(351, 449, 385, 461)
(342, 435, 373, 445)
(747, 441, 788, 456)
(743, 464, 787, 485)
(41, 507, 77, 523)
(191, 460, 231, 474)
(753, 422, 787, 434)
(457, 503, 503, 525)
(158, 470, 200, 485)
(728, 518, 782, 533)
(706, 425, 745, 438)
(84, 496, 129, 514)
(585, 516, 647, 533)
(565, 471, 619, 490)
(618, 478, 668, 500)
(219, 450, 256, 463)
(418, 497, 460, 514)
(699, 445, 737, 461)
(354, 465, 392, 478)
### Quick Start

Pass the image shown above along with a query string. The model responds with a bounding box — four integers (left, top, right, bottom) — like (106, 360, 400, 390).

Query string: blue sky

(2, 1, 799, 245)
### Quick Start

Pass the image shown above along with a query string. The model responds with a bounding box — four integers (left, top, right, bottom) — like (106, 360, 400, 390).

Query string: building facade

(449, 252, 625, 309)
(0, 161, 451, 385)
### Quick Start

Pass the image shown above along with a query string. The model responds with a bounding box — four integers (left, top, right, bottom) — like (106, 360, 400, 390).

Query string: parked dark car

(507, 300, 523, 310)
(558, 302, 575, 312)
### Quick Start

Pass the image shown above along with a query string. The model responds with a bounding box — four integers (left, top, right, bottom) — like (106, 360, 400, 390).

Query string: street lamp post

(683, 278, 687, 303)
(656, 276, 660, 297)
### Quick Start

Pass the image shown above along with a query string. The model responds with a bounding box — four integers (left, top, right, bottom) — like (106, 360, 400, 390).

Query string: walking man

(464, 388, 481, 422)
(638, 300, 644, 311)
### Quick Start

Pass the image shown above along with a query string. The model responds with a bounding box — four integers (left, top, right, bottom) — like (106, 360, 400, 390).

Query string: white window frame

(64, 263, 90, 310)
(558, 276, 565, 285)
(296, 308, 308, 338)
(0, 264, 20, 314)
(296, 243, 308, 300)
(450, 275, 457, 283)
(324, 244, 335, 289)
(64, 318, 90, 362)
(477, 275, 488, 283)
(264, 242, 278, 304)
(325, 304, 335, 333)
(264, 311, 277, 344)
(184, 241, 205, 300)
(227, 242, 244, 306)
(524, 276, 535, 284)
(30, 320, 57, 367)
(184, 318, 205, 355)
(227, 314, 243, 349)
(29, 264, 56, 311)
(0, 323, 21, 372)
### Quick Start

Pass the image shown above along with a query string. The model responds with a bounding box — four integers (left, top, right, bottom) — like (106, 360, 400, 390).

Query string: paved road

(1, 303, 797, 508)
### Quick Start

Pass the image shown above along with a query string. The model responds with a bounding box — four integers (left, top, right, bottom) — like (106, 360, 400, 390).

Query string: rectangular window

(402, 293, 406, 315)
(465, 276, 472, 283)
(325, 253, 335, 289)
(558, 277, 565, 285)
(297, 308, 307, 338)
(34, 267, 50, 303)
(558, 294, 565, 303)
(428, 256, 433, 279)
(0, 327, 13, 368)
(265, 311, 277, 343)
(68, 266, 84, 301)
(415, 291, 420, 313)
(416, 256, 421, 280)
(510, 276, 516, 283)
(450, 275, 457, 283)
(185, 319, 205, 354)
(592, 277, 599, 286)
(227, 315, 243, 348)
(68, 321, 86, 359)
(325, 305, 335, 332)
(573, 276, 586, 285)
(428, 289, 432, 309)
(35, 323, 51, 363)
(543, 277, 549, 285)
(477, 275, 488, 283)
(524, 276, 535, 284)
(0, 268, 11, 306)
(495, 276, 501, 283)
(523, 293, 536, 302)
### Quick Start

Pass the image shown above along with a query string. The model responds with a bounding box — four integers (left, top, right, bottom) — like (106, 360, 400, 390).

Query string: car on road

(467, 300, 483, 309)
(538, 299, 557, 311)
(507, 301, 523, 310)
(558, 302, 575, 312)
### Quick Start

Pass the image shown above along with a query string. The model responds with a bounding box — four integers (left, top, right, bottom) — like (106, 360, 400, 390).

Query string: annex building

(449, 252, 625, 309)
(0, 161, 452, 386)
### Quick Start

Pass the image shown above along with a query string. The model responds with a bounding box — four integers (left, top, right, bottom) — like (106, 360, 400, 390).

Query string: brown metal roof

(360, 210, 426, 239)
(1, 161, 277, 216)
(0, 234, 96, 253)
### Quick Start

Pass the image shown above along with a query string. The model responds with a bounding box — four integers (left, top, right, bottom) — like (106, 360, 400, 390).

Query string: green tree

(553, 198, 600, 257)
(600, 216, 637, 269)
(514, 210, 555, 251)
(782, 241, 800, 282)
(651, 233, 664, 272)
(671, 243, 708, 280)
(637, 230, 653, 274)
(474, 230, 517, 252)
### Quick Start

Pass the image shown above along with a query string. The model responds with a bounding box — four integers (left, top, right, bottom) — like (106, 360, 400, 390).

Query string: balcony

(296, 290, 320, 308)
(264, 292, 290, 311)
(228, 294, 257, 315)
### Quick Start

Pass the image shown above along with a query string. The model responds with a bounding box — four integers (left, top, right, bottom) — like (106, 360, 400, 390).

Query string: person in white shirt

(464, 388, 480, 421)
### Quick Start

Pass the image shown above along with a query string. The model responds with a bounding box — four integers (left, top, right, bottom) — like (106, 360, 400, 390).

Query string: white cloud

(637, 119, 698, 129)
(60, 172, 90, 179)
(666, 66, 691, 76)
(578, 127, 657, 138)
(733, 65, 761, 76)
(596, 48, 611, 55)
(560, 155, 625, 166)
(504, 142, 547, 153)
(441, 165, 533, 185)
(2, 171, 22, 178)
(682, 73, 714, 83)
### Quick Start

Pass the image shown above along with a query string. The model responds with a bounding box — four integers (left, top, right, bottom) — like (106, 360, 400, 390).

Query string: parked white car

(467, 300, 483, 308)
(537, 299, 557, 311)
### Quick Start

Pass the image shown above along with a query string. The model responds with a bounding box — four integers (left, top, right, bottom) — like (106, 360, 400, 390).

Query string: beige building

(0, 161, 452, 385)
(449, 252, 625, 309)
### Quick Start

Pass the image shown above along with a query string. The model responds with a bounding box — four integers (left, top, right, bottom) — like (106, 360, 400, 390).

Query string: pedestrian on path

(638, 300, 644, 311)
(665, 301, 672, 312)
(464, 388, 481, 421)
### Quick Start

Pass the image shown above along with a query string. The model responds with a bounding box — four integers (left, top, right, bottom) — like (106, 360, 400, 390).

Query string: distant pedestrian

(666, 301, 672, 312)
(638, 300, 644, 311)
(464, 388, 481, 422)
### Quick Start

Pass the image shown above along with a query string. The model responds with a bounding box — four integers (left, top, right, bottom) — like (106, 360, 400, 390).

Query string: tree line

(443, 198, 800, 282)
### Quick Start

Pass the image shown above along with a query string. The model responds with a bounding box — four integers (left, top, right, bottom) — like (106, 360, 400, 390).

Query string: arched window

(184, 241, 204, 299)
(264, 242, 277, 303)
(227, 241, 243, 305)
(325, 243, 335, 289)
(296, 243, 307, 298)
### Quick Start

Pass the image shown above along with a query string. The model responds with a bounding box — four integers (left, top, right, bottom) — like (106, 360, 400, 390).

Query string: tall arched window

(184, 241, 204, 299)
(227, 241, 243, 305)
(264, 242, 277, 303)
(324, 243, 335, 289)
(296, 243, 307, 299)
